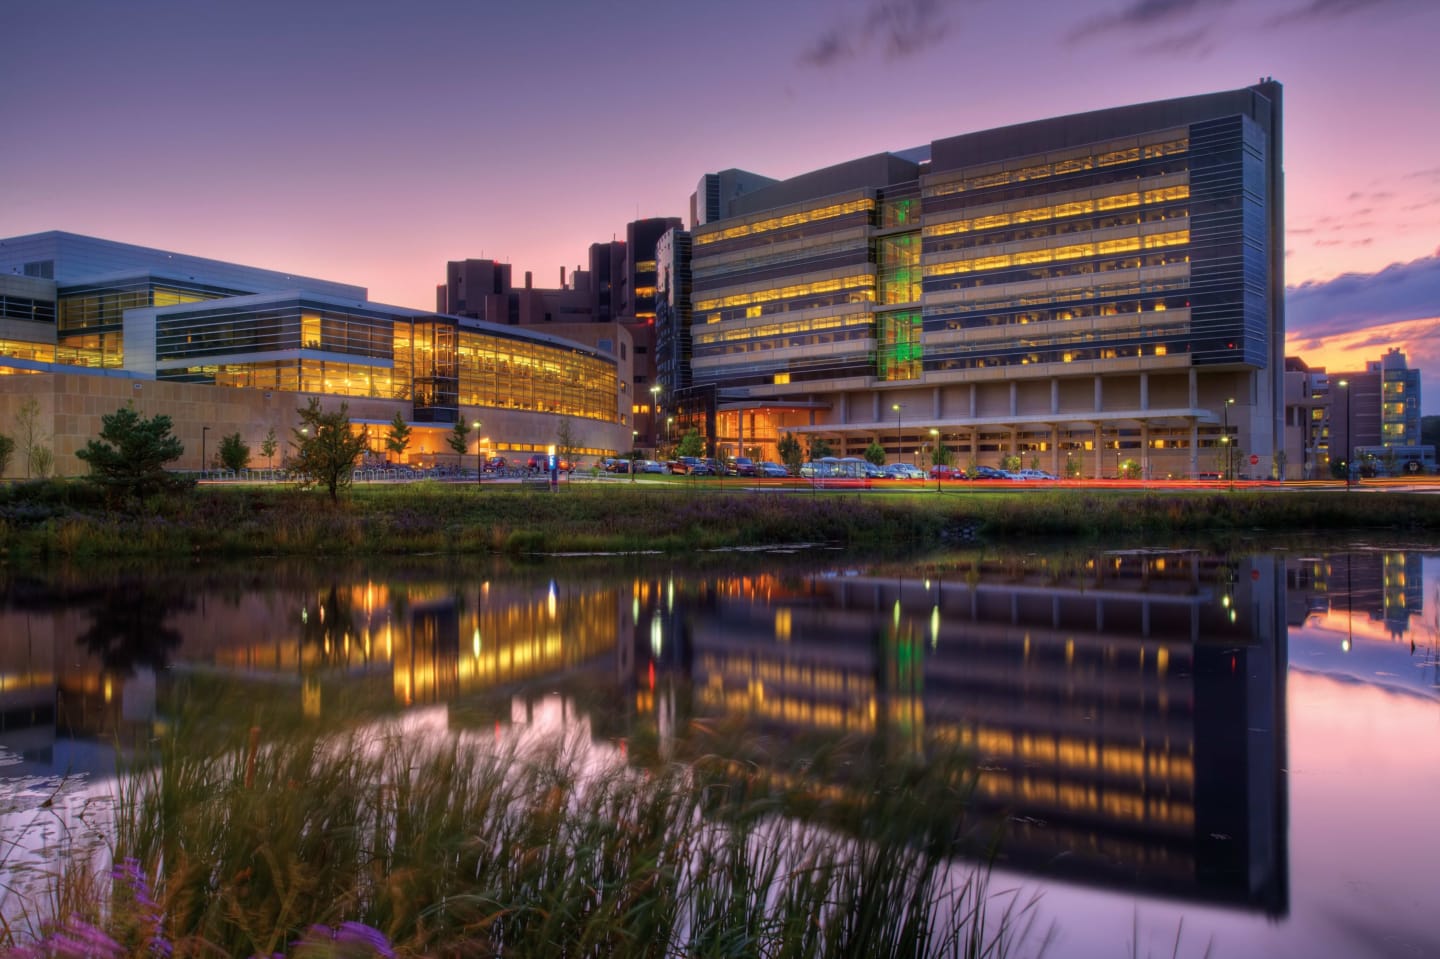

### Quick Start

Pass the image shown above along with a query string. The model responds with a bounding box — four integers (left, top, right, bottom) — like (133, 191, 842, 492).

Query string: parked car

(758, 461, 789, 477)
(483, 455, 508, 472)
(670, 456, 707, 474)
(967, 465, 1009, 480)
(885, 463, 926, 480)
(1009, 468, 1057, 481)
(639, 459, 669, 474)
(929, 464, 962, 480)
(603, 457, 632, 473)
(732, 457, 757, 477)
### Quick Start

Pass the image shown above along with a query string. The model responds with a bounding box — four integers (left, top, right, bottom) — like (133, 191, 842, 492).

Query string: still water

(2, 546, 1438, 958)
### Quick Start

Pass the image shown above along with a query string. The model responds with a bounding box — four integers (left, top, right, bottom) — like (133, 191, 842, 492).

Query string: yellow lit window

(774, 372, 790, 384)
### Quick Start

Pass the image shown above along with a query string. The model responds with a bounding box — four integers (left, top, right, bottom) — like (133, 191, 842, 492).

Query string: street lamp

(892, 403, 903, 464)
(1222, 397, 1235, 489)
(201, 425, 210, 477)
(472, 420, 483, 487)
(650, 385, 662, 447)
(631, 430, 639, 483)
(929, 428, 940, 492)
(1338, 380, 1351, 490)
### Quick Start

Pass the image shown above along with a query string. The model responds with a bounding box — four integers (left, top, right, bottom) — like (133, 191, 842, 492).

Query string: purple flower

(289, 922, 395, 959)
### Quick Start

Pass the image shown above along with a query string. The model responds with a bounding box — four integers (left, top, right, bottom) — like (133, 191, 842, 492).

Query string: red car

(928, 465, 964, 480)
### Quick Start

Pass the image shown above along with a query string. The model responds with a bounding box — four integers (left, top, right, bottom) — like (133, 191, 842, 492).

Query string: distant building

(0, 231, 630, 477)
(677, 81, 1287, 476)
(1327, 348, 1433, 476)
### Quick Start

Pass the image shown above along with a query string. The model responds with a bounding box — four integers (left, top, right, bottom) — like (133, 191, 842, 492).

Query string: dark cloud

(1287, 247, 1440, 341)
(1267, 0, 1421, 27)
(800, 0, 959, 68)
(1068, 0, 1231, 44)
(1287, 253, 1440, 413)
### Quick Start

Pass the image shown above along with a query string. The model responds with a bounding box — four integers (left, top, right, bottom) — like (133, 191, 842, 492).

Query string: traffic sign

(1249, 454, 1259, 466)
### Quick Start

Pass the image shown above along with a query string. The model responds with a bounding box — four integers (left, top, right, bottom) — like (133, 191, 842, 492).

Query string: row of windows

(928, 294, 1189, 331)
(158, 307, 393, 361)
(929, 203, 1188, 253)
(693, 198, 876, 246)
(927, 229, 1190, 278)
(166, 360, 408, 399)
(926, 184, 1190, 239)
(0, 294, 56, 324)
(0, 339, 55, 363)
(57, 331, 124, 368)
(935, 274, 1191, 316)
(693, 310, 873, 346)
(924, 158, 1192, 218)
(696, 327, 873, 358)
(694, 272, 875, 312)
(927, 249, 1192, 293)
(925, 340, 1175, 372)
(59, 280, 235, 333)
(925, 137, 1189, 198)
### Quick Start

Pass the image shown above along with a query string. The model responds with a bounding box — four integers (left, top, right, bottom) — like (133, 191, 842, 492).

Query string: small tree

(556, 417, 577, 470)
(676, 428, 705, 458)
(260, 427, 279, 468)
(933, 442, 953, 467)
(15, 398, 46, 479)
(777, 433, 803, 475)
(75, 403, 188, 502)
(1000, 453, 1021, 472)
(1064, 454, 1082, 479)
(446, 419, 472, 464)
(218, 432, 250, 473)
(1119, 458, 1142, 480)
(385, 412, 411, 463)
(864, 440, 887, 466)
(0, 433, 13, 478)
(291, 399, 368, 503)
(809, 437, 835, 460)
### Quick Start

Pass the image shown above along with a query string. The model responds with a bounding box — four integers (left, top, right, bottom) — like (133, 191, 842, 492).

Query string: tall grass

(2, 717, 1042, 958)
(7, 479, 1430, 560)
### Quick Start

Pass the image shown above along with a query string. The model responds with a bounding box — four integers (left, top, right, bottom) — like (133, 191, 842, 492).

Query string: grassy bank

(2, 714, 1028, 958)
(1, 478, 1438, 559)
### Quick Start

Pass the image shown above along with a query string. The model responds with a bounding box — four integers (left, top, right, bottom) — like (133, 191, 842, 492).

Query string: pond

(1, 544, 1437, 958)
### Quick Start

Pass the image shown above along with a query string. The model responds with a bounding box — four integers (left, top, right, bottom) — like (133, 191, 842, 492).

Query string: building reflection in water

(7, 549, 1435, 923)
(626, 551, 1290, 916)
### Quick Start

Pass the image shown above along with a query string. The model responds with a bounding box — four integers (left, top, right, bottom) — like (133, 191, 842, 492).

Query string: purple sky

(5, 0, 1439, 411)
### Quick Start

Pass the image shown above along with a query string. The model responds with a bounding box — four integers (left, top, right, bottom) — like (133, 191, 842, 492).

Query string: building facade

(0, 232, 630, 477)
(680, 81, 1286, 478)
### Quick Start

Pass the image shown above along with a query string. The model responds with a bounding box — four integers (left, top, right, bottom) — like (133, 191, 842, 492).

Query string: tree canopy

(290, 399, 368, 502)
(74, 403, 189, 501)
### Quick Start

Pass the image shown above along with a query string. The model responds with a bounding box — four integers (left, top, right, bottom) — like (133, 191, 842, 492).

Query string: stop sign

(1249, 454, 1259, 466)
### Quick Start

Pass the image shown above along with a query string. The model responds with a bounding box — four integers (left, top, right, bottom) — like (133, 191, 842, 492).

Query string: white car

(1008, 469, 1057, 481)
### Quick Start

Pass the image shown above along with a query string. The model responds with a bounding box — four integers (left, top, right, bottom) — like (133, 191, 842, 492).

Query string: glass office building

(685, 82, 1284, 479)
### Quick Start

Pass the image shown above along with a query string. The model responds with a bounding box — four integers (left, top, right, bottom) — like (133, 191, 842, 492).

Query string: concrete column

(1188, 368, 1198, 409)
(932, 385, 941, 420)
(969, 383, 977, 418)
(1141, 421, 1150, 478)
(1094, 425, 1103, 478)
(1094, 375, 1103, 412)
(1051, 377, 1060, 414)
(1188, 417, 1199, 477)
(1140, 372, 1149, 411)
(1009, 381, 1018, 417)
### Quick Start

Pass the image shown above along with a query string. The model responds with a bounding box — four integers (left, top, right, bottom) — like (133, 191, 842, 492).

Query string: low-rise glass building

(0, 232, 629, 475)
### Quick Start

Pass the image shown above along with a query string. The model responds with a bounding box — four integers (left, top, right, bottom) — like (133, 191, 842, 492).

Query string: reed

(3, 713, 1039, 958)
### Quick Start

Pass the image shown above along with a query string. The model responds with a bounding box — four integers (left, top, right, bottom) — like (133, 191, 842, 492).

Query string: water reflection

(625, 551, 1288, 916)
(3, 547, 1439, 946)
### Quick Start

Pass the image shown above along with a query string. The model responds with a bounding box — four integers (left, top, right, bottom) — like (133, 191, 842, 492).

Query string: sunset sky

(5, 0, 1439, 411)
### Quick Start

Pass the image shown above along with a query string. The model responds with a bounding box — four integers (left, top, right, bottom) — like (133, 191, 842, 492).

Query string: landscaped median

(1, 479, 1439, 559)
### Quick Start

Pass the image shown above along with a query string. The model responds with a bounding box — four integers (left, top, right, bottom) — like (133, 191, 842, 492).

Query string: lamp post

(929, 428, 940, 491)
(472, 420, 483, 486)
(201, 425, 210, 478)
(892, 403, 903, 465)
(1222, 396, 1235, 489)
(1338, 379, 1351, 490)
(631, 430, 638, 483)
(650, 384, 662, 448)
